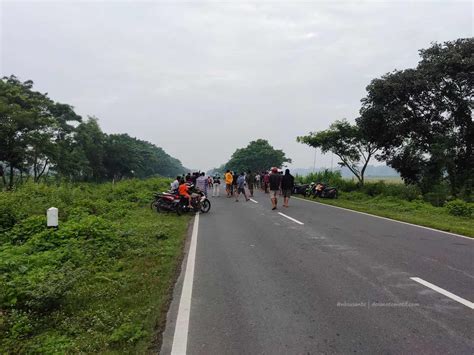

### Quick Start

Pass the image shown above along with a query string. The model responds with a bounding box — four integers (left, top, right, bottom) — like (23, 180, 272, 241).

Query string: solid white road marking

(410, 277, 474, 309)
(278, 212, 304, 225)
(171, 213, 200, 355)
(293, 196, 472, 240)
(250, 198, 258, 204)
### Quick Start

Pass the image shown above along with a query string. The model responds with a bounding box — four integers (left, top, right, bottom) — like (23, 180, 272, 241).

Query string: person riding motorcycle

(178, 181, 193, 208)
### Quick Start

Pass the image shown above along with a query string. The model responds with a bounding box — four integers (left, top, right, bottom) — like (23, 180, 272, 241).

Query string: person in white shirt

(212, 175, 221, 197)
(170, 176, 180, 192)
(196, 172, 208, 196)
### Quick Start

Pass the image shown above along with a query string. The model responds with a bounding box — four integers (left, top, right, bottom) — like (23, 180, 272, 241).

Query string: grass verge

(295, 193, 473, 238)
(0, 178, 190, 353)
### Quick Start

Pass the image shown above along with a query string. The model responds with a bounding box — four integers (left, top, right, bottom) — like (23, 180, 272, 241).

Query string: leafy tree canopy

(225, 139, 291, 173)
(297, 119, 378, 184)
(357, 38, 473, 196)
(0, 76, 186, 187)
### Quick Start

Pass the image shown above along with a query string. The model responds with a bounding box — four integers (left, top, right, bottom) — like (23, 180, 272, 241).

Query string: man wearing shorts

(235, 172, 250, 202)
(281, 169, 295, 207)
(269, 167, 282, 210)
(225, 170, 233, 197)
(246, 169, 255, 197)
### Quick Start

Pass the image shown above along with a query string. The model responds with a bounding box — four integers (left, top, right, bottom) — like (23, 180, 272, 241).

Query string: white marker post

(47, 207, 58, 228)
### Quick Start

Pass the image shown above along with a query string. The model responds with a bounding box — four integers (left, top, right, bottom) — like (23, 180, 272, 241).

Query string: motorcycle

(303, 182, 338, 199)
(178, 187, 211, 214)
(293, 184, 309, 195)
(311, 182, 338, 199)
(151, 190, 181, 215)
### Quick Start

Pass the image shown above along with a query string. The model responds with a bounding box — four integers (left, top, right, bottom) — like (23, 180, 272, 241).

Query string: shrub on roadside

(445, 200, 473, 217)
(423, 184, 450, 207)
(0, 177, 187, 353)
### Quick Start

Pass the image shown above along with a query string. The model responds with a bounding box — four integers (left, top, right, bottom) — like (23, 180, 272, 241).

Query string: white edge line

(410, 277, 474, 309)
(249, 198, 258, 204)
(278, 212, 304, 225)
(171, 213, 200, 355)
(293, 196, 472, 240)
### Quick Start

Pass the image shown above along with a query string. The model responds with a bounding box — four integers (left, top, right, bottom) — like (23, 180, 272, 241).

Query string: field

(352, 176, 402, 184)
(0, 178, 189, 353)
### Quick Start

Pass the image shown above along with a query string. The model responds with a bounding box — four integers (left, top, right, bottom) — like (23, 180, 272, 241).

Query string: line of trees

(0, 76, 185, 189)
(298, 38, 473, 199)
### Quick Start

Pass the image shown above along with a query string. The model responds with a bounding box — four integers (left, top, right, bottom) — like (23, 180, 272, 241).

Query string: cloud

(2, 1, 472, 170)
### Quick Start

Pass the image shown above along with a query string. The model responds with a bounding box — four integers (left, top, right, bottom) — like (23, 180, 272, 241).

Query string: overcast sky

(1, 1, 472, 171)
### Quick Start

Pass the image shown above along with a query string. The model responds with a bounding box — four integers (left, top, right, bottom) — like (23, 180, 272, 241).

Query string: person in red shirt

(263, 172, 270, 193)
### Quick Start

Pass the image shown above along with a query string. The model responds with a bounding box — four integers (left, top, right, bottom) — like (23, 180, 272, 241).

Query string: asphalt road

(161, 187, 474, 354)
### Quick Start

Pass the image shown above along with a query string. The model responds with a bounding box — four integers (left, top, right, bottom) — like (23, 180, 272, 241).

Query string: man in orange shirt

(224, 169, 233, 197)
(179, 181, 193, 208)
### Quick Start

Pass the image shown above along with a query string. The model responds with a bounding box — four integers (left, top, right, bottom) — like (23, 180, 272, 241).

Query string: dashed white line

(171, 213, 200, 355)
(410, 277, 474, 309)
(293, 196, 472, 240)
(278, 212, 304, 225)
(249, 198, 258, 204)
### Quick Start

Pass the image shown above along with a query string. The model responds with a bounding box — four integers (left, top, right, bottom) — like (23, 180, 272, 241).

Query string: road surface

(161, 188, 473, 354)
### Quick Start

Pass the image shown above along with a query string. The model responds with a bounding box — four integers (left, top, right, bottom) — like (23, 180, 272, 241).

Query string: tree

(0, 76, 56, 188)
(225, 139, 291, 173)
(103, 134, 186, 179)
(297, 119, 378, 185)
(357, 39, 473, 196)
(0, 75, 186, 186)
(74, 117, 107, 181)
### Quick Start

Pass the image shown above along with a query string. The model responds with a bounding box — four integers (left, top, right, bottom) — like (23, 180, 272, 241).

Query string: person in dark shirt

(230, 171, 237, 196)
(269, 167, 282, 210)
(281, 169, 295, 208)
(246, 170, 255, 197)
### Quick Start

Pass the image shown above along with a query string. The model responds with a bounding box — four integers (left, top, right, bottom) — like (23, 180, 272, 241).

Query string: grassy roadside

(0, 178, 190, 353)
(294, 194, 474, 238)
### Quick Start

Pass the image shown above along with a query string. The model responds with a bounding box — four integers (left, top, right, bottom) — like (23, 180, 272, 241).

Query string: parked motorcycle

(293, 184, 309, 195)
(303, 182, 338, 199)
(151, 191, 181, 215)
(312, 182, 338, 199)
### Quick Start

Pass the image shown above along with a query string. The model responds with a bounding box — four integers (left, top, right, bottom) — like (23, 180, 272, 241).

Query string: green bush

(4, 216, 47, 245)
(445, 200, 473, 217)
(341, 191, 368, 201)
(109, 322, 148, 345)
(424, 185, 449, 207)
(0, 177, 187, 353)
(0, 203, 23, 234)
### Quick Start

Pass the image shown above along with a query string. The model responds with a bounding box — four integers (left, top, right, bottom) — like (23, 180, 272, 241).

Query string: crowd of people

(223, 168, 295, 210)
(169, 167, 295, 210)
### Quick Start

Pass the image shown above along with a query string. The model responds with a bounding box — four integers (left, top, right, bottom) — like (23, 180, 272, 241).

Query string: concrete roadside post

(47, 207, 58, 228)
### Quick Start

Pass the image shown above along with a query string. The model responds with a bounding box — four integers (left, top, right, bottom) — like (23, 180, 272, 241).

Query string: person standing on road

(212, 175, 221, 197)
(225, 170, 233, 197)
(255, 173, 261, 189)
(235, 172, 250, 202)
(281, 169, 295, 208)
(196, 172, 208, 196)
(263, 172, 270, 193)
(232, 171, 238, 197)
(269, 167, 282, 210)
(246, 170, 255, 197)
